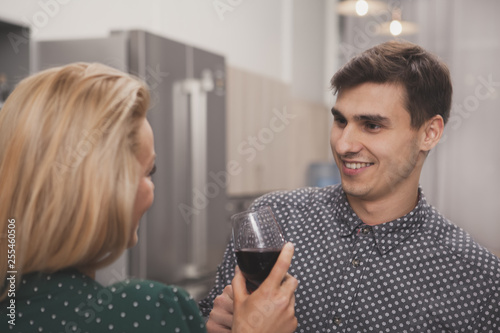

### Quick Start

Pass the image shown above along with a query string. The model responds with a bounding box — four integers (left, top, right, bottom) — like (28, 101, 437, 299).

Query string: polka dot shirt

(199, 185, 500, 332)
(1, 269, 206, 332)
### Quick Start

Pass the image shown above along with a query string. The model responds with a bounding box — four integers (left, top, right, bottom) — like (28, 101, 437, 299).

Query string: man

(199, 41, 500, 332)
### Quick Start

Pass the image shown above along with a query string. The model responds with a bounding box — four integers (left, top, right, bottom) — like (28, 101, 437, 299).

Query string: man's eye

(366, 123, 381, 131)
(334, 118, 347, 125)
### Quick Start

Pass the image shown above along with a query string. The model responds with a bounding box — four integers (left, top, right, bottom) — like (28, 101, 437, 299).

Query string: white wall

(418, 0, 500, 255)
(291, 0, 325, 103)
(0, 0, 322, 86)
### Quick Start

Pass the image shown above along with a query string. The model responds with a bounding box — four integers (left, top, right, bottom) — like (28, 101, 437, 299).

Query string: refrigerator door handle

(174, 70, 214, 278)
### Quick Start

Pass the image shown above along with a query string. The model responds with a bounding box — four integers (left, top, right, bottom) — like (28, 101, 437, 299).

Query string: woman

(0, 63, 297, 332)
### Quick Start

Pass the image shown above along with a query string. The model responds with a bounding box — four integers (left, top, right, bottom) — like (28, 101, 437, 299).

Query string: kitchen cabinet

(226, 66, 331, 197)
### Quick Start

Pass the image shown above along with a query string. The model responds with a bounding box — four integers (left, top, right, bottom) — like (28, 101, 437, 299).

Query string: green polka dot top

(1, 269, 207, 332)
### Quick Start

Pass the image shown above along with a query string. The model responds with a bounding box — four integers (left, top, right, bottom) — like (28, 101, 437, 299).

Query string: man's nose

(334, 125, 363, 156)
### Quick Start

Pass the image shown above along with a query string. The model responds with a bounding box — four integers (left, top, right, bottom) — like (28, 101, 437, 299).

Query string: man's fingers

(288, 290, 296, 307)
(206, 312, 233, 332)
(208, 300, 233, 330)
(281, 273, 299, 291)
(264, 242, 294, 287)
(232, 265, 249, 302)
(207, 285, 236, 331)
(225, 282, 234, 300)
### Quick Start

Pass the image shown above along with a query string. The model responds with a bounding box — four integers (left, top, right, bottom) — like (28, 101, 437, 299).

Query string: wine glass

(231, 206, 285, 292)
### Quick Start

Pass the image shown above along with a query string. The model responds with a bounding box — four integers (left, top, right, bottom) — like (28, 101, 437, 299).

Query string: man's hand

(232, 242, 298, 333)
(206, 284, 234, 333)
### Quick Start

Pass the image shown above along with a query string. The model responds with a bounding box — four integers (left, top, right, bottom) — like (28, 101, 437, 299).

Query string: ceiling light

(337, 0, 387, 17)
(376, 8, 418, 36)
(389, 20, 402, 36)
(355, 0, 369, 16)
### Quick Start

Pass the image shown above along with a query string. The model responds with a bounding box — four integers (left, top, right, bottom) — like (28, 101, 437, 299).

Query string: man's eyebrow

(331, 107, 344, 118)
(331, 107, 391, 125)
(355, 114, 391, 125)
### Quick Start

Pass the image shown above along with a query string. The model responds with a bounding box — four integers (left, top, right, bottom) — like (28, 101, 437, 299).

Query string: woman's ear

(420, 115, 444, 152)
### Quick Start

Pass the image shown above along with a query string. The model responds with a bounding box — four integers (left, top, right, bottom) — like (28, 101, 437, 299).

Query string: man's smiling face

(330, 82, 426, 202)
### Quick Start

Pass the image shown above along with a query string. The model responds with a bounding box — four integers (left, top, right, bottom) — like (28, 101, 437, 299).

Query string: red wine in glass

(235, 248, 281, 291)
(232, 206, 285, 292)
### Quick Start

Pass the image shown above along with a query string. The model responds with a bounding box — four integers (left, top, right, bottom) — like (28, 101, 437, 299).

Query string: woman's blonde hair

(0, 63, 150, 299)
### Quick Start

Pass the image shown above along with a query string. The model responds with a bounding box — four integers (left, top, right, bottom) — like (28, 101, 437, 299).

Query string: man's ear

(420, 115, 444, 152)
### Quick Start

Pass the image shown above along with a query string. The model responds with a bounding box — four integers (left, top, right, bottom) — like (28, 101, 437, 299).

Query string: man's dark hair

(331, 40, 452, 129)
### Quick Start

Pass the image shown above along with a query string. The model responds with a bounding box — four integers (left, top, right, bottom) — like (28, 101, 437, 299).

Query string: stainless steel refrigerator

(0, 19, 30, 109)
(35, 30, 231, 299)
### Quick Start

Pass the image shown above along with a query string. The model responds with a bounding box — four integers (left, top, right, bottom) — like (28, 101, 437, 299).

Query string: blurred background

(1, 0, 499, 300)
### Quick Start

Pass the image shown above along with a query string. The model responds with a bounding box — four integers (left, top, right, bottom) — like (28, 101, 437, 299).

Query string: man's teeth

(345, 162, 372, 170)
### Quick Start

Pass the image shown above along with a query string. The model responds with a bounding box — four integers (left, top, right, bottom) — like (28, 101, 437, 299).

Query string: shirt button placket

(351, 258, 360, 267)
(331, 225, 374, 331)
(361, 226, 371, 235)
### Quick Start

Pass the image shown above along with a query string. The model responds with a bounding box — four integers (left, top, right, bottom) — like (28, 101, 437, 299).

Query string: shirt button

(351, 258, 360, 267)
(361, 226, 370, 234)
(334, 317, 342, 325)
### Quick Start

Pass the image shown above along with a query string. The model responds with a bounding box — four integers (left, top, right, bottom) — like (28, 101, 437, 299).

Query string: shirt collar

(335, 189, 363, 237)
(336, 187, 430, 255)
